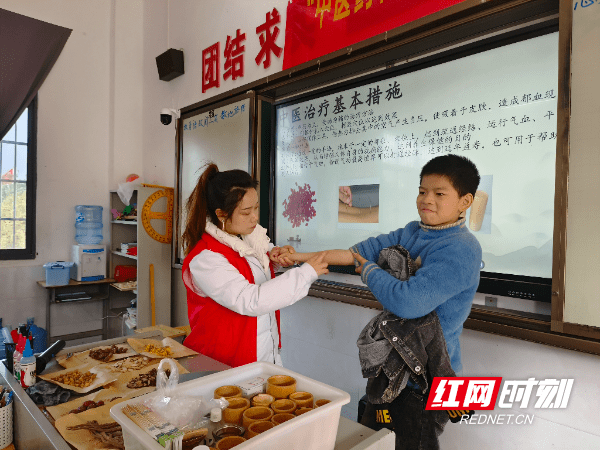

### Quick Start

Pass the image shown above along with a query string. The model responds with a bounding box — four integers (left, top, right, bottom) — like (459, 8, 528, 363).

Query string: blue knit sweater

(352, 219, 482, 373)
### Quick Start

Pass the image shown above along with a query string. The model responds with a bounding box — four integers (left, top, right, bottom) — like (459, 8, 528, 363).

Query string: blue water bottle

(75, 205, 103, 244)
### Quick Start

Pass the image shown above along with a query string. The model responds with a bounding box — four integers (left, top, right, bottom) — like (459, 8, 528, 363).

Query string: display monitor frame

(270, 25, 558, 303)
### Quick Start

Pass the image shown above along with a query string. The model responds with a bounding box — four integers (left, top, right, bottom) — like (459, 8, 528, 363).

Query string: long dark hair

(182, 163, 258, 255)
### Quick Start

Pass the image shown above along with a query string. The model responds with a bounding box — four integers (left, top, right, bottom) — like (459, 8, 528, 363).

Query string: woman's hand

(351, 251, 367, 274)
(306, 252, 329, 276)
(339, 186, 352, 206)
(269, 245, 296, 267)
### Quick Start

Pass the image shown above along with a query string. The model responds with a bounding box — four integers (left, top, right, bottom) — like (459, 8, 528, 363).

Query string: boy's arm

(351, 227, 406, 262)
(356, 239, 481, 318)
(287, 249, 355, 266)
(274, 226, 407, 267)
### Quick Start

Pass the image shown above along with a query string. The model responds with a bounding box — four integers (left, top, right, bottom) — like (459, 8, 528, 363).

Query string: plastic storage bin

(114, 265, 137, 283)
(43, 262, 74, 286)
(75, 205, 103, 244)
(111, 361, 351, 450)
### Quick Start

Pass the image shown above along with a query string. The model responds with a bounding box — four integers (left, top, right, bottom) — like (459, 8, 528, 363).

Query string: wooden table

(2, 331, 394, 450)
(37, 278, 116, 345)
(134, 324, 187, 342)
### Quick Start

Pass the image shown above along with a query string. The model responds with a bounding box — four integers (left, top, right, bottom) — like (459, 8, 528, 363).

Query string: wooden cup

(266, 375, 296, 399)
(271, 413, 295, 426)
(251, 393, 275, 407)
(270, 398, 297, 415)
(289, 391, 314, 408)
(295, 407, 313, 416)
(181, 428, 208, 448)
(214, 385, 243, 399)
(245, 420, 275, 439)
(223, 397, 250, 425)
(215, 436, 246, 449)
(242, 406, 274, 429)
(315, 399, 331, 407)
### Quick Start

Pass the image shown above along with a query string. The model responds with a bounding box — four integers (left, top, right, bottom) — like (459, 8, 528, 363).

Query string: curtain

(0, 8, 71, 138)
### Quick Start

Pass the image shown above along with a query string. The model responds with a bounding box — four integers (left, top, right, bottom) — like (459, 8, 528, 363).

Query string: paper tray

(111, 361, 351, 450)
(56, 342, 138, 369)
(38, 364, 119, 394)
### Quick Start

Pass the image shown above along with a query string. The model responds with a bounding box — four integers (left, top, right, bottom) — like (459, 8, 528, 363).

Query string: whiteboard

(274, 32, 558, 279)
(176, 96, 253, 264)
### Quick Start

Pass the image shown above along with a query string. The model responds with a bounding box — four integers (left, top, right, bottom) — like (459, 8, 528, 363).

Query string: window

(0, 96, 36, 259)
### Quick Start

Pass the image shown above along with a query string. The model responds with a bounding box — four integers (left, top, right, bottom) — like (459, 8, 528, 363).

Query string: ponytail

(182, 163, 218, 255)
(182, 162, 258, 255)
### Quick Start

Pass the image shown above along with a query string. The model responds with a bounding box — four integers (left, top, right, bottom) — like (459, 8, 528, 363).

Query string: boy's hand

(351, 251, 367, 274)
(269, 245, 296, 267)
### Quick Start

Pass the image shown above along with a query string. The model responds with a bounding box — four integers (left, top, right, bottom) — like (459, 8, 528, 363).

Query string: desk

(1, 332, 394, 450)
(37, 278, 116, 344)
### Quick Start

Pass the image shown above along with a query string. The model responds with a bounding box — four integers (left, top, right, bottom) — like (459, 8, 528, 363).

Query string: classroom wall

(140, 0, 288, 188)
(0, 0, 152, 340)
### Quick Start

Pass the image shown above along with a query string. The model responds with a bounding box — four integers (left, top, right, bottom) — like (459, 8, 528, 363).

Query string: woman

(181, 163, 328, 367)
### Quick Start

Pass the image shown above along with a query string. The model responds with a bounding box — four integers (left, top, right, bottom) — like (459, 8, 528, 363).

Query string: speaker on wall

(156, 48, 184, 81)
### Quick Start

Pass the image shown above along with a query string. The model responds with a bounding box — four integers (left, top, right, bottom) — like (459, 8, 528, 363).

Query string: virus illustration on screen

(282, 182, 316, 228)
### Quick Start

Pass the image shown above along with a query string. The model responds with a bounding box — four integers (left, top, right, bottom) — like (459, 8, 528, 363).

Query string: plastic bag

(117, 181, 136, 206)
(143, 359, 227, 429)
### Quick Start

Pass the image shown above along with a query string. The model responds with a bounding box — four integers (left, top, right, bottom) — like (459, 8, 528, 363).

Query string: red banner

(283, 0, 467, 70)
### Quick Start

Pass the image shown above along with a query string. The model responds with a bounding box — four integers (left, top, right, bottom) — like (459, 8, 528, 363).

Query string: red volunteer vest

(182, 233, 280, 368)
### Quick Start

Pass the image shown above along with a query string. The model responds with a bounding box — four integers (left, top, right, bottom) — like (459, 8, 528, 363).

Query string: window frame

(0, 95, 37, 260)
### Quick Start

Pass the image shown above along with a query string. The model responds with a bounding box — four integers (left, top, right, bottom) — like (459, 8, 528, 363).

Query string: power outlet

(485, 296, 498, 307)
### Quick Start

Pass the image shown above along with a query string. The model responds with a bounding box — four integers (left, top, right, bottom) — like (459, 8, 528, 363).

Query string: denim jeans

(360, 387, 449, 450)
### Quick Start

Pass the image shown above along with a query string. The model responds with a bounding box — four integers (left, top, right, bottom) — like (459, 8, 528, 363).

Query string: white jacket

(187, 226, 318, 365)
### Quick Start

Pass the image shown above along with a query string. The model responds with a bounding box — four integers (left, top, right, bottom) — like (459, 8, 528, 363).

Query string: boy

(273, 154, 482, 448)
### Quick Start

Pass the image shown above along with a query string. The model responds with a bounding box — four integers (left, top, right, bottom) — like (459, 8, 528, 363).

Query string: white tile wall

(283, 333, 366, 420)
(460, 329, 600, 436)
(281, 297, 378, 421)
(281, 296, 600, 448)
